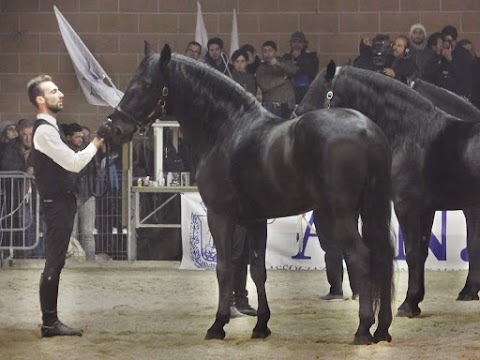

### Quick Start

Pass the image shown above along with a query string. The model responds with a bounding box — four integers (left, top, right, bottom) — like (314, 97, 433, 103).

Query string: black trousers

(318, 233, 358, 296)
(40, 192, 77, 325)
(42, 193, 77, 272)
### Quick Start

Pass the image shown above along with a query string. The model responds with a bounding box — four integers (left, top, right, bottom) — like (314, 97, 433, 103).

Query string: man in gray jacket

(256, 40, 297, 118)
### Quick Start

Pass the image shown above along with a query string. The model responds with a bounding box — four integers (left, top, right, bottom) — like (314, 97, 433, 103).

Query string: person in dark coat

(282, 31, 319, 104)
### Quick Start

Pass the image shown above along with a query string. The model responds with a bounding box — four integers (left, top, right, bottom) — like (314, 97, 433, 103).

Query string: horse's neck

(417, 85, 480, 122)
(170, 76, 235, 155)
(339, 73, 439, 143)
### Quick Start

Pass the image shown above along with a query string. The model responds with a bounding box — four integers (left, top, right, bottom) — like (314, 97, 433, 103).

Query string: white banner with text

(180, 193, 469, 271)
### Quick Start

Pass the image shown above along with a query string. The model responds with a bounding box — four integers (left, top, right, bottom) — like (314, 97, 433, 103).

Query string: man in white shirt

(27, 74, 104, 337)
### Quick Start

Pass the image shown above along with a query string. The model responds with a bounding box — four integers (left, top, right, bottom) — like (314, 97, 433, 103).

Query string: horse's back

(230, 108, 390, 220)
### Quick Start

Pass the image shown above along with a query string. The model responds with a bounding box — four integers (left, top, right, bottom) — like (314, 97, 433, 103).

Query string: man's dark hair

(186, 41, 202, 51)
(441, 25, 458, 40)
(427, 32, 443, 49)
(64, 123, 83, 137)
(231, 49, 248, 63)
(26, 75, 52, 107)
(207, 37, 223, 50)
(262, 40, 277, 51)
(240, 44, 255, 54)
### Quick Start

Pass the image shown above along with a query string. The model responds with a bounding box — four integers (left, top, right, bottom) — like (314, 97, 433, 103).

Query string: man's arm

(34, 125, 103, 173)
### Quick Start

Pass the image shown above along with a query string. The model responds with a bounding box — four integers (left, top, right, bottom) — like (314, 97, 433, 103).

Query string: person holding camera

(353, 34, 393, 72)
(440, 25, 473, 99)
(382, 35, 419, 84)
(417, 32, 456, 90)
(353, 34, 418, 84)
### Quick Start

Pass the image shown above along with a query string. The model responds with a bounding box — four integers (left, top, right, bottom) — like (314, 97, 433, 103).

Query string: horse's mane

(164, 54, 267, 146)
(335, 66, 447, 144)
(412, 79, 480, 122)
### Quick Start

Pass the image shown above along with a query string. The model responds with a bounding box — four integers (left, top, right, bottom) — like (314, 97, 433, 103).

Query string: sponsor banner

(180, 193, 469, 270)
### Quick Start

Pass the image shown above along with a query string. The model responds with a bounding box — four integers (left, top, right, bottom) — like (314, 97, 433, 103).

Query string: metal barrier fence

(0, 171, 40, 266)
(0, 169, 130, 265)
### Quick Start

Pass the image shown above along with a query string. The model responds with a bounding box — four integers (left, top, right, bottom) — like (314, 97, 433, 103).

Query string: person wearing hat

(409, 23, 427, 51)
(282, 31, 319, 104)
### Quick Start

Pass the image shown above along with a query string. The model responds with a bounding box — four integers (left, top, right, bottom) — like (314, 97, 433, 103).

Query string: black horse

(106, 43, 395, 344)
(410, 79, 480, 301)
(297, 62, 480, 317)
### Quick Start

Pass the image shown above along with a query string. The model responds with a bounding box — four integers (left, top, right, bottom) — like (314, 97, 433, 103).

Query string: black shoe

(230, 305, 246, 318)
(320, 292, 345, 301)
(41, 320, 83, 337)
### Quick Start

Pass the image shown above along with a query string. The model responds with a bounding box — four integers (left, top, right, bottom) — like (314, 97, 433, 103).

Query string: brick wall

(1, 0, 480, 129)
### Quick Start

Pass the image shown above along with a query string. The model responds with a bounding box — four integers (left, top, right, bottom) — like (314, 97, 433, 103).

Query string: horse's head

(105, 42, 171, 148)
(296, 60, 341, 116)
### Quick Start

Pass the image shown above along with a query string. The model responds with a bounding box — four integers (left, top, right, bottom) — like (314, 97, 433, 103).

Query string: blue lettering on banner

(292, 213, 315, 260)
(292, 211, 454, 262)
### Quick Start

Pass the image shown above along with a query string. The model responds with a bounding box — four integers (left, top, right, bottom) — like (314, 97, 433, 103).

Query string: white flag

(229, 9, 239, 58)
(195, 1, 208, 56)
(53, 6, 123, 108)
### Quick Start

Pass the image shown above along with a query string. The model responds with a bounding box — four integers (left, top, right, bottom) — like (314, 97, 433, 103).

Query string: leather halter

(110, 85, 169, 131)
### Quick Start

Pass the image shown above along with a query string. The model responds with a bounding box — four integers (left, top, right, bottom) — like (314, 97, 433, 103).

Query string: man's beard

(47, 103, 63, 113)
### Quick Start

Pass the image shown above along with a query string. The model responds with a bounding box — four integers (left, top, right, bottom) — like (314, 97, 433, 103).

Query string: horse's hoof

(456, 293, 479, 301)
(353, 333, 374, 345)
(251, 326, 271, 339)
(204, 329, 226, 340)
(373, 331, 392, 343)
(396, 303, 421, 318)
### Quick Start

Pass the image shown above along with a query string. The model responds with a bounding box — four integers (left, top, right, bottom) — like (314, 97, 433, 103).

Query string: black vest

(32, 119, 77, 198)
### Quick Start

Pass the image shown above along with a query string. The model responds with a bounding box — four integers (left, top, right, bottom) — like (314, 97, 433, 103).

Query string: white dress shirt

(33, 113, 98, 173)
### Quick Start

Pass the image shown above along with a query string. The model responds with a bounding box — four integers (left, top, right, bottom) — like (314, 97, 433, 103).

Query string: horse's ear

(144, 41, 153, 57)
(325, 60, 336, 81)
(160, 44, 172, 68)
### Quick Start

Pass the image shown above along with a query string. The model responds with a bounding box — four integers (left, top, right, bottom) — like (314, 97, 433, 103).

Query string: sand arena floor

(0, 260, 479, 360)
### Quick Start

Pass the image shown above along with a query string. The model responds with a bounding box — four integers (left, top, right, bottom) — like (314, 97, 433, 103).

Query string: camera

(371, 34, 393, 72)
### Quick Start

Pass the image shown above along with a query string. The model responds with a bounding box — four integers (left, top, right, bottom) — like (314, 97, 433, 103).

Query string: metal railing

(0, 171, 40, 266)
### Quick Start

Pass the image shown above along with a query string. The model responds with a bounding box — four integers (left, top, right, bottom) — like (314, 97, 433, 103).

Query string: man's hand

(91, 136, 104, 149)
(383, 68, 395, 77)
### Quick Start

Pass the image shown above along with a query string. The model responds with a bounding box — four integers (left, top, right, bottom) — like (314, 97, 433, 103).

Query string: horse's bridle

(109, 85, 169, 132)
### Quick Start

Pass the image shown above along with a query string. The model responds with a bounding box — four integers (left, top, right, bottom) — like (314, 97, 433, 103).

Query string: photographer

(354, 34, 418, 84)
(353, 34, 394, 72)
(417, 32, 455, 90)
(383, 36, 419, 83)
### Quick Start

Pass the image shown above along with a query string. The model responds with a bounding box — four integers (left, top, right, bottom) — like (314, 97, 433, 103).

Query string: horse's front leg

(204, 210, 234, 340)
(396, 203, 434, 318)
(247, 220, 271, 339)
(458, 209, 480, 301)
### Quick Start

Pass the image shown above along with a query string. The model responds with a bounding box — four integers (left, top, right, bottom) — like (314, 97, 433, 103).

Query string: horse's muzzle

(97, 118, 113, 139)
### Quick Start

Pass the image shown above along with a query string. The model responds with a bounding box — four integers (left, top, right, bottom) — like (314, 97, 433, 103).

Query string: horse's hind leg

(396, 206, 434, 317)
(204, 210, 234, 340)
(247, 220, 271, 339)
(329, 212, 375, 345)
(458, 209, 480, 301)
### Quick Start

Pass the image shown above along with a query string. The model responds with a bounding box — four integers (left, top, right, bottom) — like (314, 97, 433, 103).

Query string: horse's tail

(359, 149, 395, 314)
